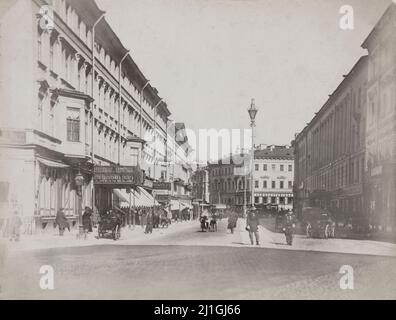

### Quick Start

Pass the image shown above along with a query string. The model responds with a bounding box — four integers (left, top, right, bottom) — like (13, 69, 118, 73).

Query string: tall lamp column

(247, 99, 258, 208)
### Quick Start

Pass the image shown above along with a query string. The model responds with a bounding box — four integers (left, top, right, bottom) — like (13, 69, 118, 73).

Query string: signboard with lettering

(153, 182, 171, 190)
(155, 194, 170, 202)
(143, 179, 153, 189)
(93, 166, 144, 185)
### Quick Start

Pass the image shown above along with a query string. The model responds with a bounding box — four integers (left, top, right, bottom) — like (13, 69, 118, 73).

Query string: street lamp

(248, 98, 258, 210)
(74, 170, 85, 236)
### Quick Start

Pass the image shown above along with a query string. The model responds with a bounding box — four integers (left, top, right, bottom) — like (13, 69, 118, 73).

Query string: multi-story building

(0, 0, 191, 232)
(293, 56, 368, 221)
(204, 146, 294, 211)
(294, 3, 396, 234)
(207, 153, 250, 207)
(362, 3, 396, 232)
(191, 167, 210, 204)
(253, 145, 294, 210)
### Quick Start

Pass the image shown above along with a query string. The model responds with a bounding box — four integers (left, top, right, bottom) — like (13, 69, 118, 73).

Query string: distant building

(253, 145, 294, 210)
(207, 154, 249, 207)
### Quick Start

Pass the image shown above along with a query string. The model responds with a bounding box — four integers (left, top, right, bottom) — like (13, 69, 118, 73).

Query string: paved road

(1, 220, 396, 299)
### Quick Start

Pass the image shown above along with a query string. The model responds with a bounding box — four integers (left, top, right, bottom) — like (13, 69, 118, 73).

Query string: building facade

(0, 0, 191, 233)
(362, 3, 396, 232)
(294, 3, 396, 233)
(207, 154, 250, 207)
(253, 145, 294, 210)
(293, 56, 368, 222)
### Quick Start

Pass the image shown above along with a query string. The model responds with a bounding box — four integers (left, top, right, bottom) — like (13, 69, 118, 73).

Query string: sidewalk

(238, 218, 396, 257)
(2, 220, 197, 253)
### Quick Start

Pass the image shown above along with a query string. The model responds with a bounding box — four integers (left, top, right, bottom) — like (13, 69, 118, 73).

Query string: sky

(96, 0, 391, 152)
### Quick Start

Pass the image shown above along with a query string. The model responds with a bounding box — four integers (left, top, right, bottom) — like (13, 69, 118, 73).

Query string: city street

(1, 219, 396, 299)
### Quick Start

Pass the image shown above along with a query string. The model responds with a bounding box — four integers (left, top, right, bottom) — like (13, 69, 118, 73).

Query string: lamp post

(74, 170, 85, 236)
(248, 98, 258, 209)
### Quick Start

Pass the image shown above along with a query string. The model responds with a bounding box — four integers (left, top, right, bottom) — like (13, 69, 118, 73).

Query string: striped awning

(116, 187, 159, 208)
(37, 157, 69, 168)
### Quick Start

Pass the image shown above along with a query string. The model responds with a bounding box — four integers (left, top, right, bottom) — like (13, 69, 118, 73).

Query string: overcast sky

(96, 0, 391, 150)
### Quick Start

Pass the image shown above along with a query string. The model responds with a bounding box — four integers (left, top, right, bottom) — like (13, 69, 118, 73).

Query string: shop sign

(93, 166, 143, 185)
(153, 182, 171, 190)
(156, 194, 170, 202)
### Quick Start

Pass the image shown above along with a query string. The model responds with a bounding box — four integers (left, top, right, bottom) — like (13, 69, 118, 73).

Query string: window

(271, 181, 276, 189)
(255, 164, 259, 171)
(263, 180, 267, 188)
(288, 164, 292, 172)
(280, 181, 284, 189)
(272, 164, 276, 171)
(288, 181, 292, 189)
(271, 197, 276, 204)
(280, 164, 284, 171)
(254, 180, 259, 188)
(66, 107, 80, 142)
(263, 164, 267, 171)
(254, 196, 260, 204)
(279, 197, 285, 204)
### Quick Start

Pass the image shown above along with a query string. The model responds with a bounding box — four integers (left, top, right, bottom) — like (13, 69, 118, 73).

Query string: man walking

(246, 207, 260, 245)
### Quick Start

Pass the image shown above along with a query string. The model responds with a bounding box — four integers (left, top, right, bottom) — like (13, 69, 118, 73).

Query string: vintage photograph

(0, 0, 395, 300)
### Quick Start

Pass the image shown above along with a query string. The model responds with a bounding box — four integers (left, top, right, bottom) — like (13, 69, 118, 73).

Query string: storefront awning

(113, 189, 129, 203)
(37, 157, 69, 168)
(116, 187, 160, 208)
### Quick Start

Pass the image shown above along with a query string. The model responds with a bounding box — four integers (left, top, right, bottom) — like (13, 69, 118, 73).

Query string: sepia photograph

(0, 0, 395, 303)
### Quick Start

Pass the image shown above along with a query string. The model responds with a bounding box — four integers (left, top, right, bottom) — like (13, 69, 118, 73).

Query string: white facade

(252, 146, 294, 210)
(0, 0, 191, 232)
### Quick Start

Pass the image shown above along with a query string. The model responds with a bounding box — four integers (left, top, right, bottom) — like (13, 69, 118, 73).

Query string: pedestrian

(246, 207, 260, 245)
(82, 206, 93, 234)
(227, 210, 238, 234)
(9, 210, 22, 241)
(55, 208, 70, 236)
(145, 211, 153, 234)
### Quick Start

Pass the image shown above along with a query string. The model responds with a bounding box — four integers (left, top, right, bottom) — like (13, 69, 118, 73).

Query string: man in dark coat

(145, 212, 153, 234)
(246, 207, 260, 245)
(82, 207, 93, 233)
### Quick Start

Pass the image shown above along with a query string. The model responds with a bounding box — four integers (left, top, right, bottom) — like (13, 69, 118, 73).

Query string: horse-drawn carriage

(97, 208, 124, 240)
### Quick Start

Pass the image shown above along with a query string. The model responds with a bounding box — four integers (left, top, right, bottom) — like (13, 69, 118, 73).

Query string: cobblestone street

(1, 219, 396, 299)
